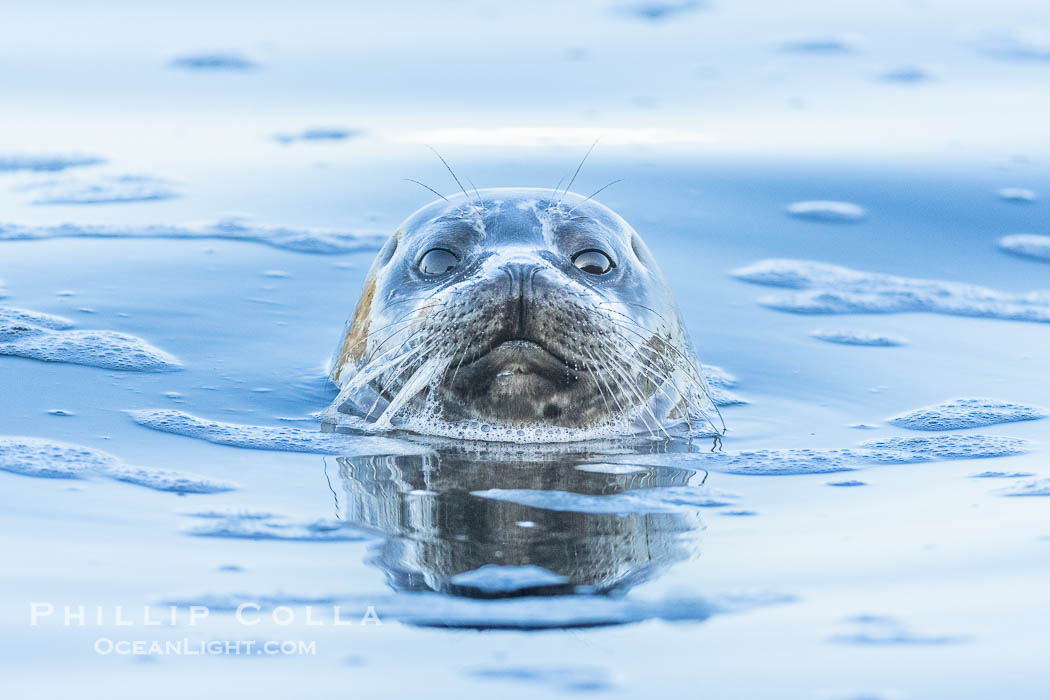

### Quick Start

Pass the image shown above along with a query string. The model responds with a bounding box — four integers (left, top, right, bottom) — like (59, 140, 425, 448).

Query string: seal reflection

(333, 442, 705, 599)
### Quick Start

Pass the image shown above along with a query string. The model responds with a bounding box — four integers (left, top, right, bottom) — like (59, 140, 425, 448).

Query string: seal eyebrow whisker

(557, 139, 599, 205)
(403, 178, 448, 202)
(568, 179, 624, 214)
(426, 145, 479, 208)
(548, 176, 567, 206)
(466, 176, 485, 210)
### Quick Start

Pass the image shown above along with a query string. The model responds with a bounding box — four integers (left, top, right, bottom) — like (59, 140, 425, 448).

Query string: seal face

(325, 187, 719, 442)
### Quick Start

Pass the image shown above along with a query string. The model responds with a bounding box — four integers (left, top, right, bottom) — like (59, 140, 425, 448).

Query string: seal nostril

(501, 262, 543, 335)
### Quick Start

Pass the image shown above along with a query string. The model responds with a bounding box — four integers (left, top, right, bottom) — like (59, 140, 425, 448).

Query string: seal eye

(419, 248, 459, 276)
(572, 249, 615, 275)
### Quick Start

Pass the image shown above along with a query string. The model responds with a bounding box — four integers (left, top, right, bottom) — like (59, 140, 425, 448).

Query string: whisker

(363, 334, 448, 413)
(557, 139, 598, 204)
(374, 355, 452, 428)
(550, 176, 566, 203)
(466, 176, 485, 209)
(362, 301, 446, 364)
(598, 315, 723, 434)
(342, 306, 430, 355)
(592, 343, 664, 438)
(403, 178, 448, 201)
(448, 325, 483, 388)
(596, 298, 670, 325)
(568, 179, 623, 214)
(426, 145, 477, 207)
(581, 343, 626, 422)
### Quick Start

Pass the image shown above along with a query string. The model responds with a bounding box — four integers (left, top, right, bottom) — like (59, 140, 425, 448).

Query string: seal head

(326, 188, 719, 442)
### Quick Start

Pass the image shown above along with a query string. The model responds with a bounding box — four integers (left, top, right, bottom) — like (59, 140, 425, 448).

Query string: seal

(325, 188, 721, 442)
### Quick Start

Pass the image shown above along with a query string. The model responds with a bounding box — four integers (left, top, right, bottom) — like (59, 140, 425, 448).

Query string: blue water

(2, 1, 1050, 698)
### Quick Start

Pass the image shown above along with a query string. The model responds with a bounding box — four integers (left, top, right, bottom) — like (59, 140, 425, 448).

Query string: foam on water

(0, 305, 74, 331)
(888, 398, 1048, 431)
(170, 52, 258, 70)
(273, 128, 362, 144)
(184, 508, 280, 520)
(0, 436, 235, 493)
(608, 448, 906, 476)
(468, 666, 614, 692)
(0, 154, 105, 172)
(472, 484, 737, 513)
(0, 436, 116, 478)
(184, 511, 370, 541)
(350, 405, 718, 445)
(17, 174, 180, 205)
(731, 259, 1050, 321)
(0, 217, 383, 254)
(995, 478, 1050, 497)
(827, 480, 867, 487)
(606, 433, 1030, 475)
(0, 307, 181, 371)
(786, 201, 866, 223)
(811, 329, 907, 346)
(128, 409, 432, 456)
(159, 589, 792, 629)
(702, 363, 747, 406)
(968, 470, 1034, 479)
(858, 434, 1032, 459)
(105, 463, 235, 494)
(998, 187, 1037, 203)
(448, 565, 570, 594)
(999, 234, 1050, 262)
